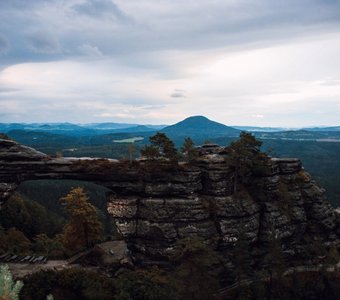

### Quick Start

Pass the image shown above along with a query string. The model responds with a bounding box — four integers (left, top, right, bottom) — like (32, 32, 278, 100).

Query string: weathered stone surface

(212, 195, 259, 217)
(139, 197, 209, 222)
(219, 214, 259, 245)
(0, 139, 48, 161)
(137, 220, 178, 241)
(115, 220, 137, 236)
(176, 220, 217, 239)
(107, 197, 138, 219)
(0, 182, 18, 207)
(0, 139, 339, 267)
(271, 158, 302, 174)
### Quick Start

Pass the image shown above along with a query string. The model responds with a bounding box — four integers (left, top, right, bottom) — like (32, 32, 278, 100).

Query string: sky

(0, 0, 340, 127)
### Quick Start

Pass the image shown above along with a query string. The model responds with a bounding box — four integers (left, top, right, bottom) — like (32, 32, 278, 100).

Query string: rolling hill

(161, 116, 240, 142)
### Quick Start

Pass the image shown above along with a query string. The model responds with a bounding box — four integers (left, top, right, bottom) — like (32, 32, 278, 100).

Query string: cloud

(170, 89, 186, 98)
(27, 31, 61, 54)
(72, 0, 129, 21)
(0, 34, 10, 54)
(78, 44, 104, 57)
(252, 114, 264, 119)
(0, 1, 340, 125)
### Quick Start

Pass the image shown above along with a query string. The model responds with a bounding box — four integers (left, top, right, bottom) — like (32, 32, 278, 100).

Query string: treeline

(0, 186, 110, 258)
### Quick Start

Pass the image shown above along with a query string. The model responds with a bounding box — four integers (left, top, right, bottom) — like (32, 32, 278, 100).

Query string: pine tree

(0, 265, 23, 300)
(181, 137, 198, 162)
(151, 132, 178, 162)
(141, 133, 178, 163)
(59, 187, 103, 251)
(225, 132, 266, 192)
(140, 145, 159, 160)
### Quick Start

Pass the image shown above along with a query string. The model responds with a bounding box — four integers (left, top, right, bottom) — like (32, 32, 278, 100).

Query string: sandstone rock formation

(0, 138, 339, 268)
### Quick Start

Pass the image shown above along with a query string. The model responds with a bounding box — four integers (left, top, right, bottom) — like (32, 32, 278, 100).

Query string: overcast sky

(0, 0, 340, 126)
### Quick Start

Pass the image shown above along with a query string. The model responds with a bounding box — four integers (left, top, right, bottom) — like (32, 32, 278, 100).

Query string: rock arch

(1, 138, 339, 265)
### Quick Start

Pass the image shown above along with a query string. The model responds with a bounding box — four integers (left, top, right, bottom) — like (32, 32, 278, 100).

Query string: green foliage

(113, 237, 223, 300)
(170, 236, 221, 300)
(114, 267, 175, 300)
(140, 145, 159, 160)
(21, 268, 116, 300)
(0, 226, 65, 257)
(0, 226, 33, 255)
(0, 193, 63, 239)
(5, 227, 32, 255)
(181, 137, 198, 162)
(59, 187, 103, 252)
(18, 180, 116, 238)
(225, 132, 267, 192)
(0, 265, 23, 300)
(32, 234, 65, 258)
(141, 133, 178, 163)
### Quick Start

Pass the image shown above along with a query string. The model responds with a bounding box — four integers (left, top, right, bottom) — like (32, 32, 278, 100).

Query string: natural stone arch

(1, 138, 339, 266)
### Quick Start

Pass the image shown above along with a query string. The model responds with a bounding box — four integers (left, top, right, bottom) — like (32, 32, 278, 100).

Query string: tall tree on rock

(59, 187, 103, 251)
(226, 132, 266, 192)
(141, 132, 178, 163)
(181, 137, 198, 162)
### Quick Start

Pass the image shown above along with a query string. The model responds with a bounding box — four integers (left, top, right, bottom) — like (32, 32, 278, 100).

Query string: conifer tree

(225, 132, 265, 192)
(140, 145, 159, 160)
(141, 133, 178, 162)
(59, 187, 103, 251)
(181, 137, 198, 162)
(0, 265, 23, 300)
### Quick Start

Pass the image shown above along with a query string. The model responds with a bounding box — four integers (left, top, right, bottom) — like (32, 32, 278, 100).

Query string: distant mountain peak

(162, 115, 240, 138)
(184, 115, 209, 120)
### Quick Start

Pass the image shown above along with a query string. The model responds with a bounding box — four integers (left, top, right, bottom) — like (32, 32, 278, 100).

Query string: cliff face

(109, 155, 339, 265)
(0, 138, 339, 266)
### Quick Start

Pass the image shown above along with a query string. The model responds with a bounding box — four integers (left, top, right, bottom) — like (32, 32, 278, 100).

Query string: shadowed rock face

(0, 138, 339, 266)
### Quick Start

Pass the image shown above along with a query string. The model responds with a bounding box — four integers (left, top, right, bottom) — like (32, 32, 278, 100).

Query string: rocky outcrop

(0, 138, 339, 267)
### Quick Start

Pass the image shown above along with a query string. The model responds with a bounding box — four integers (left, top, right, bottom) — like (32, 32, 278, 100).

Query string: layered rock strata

(0, 138, 339, 265)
